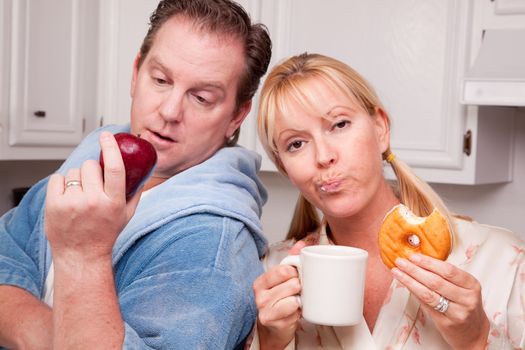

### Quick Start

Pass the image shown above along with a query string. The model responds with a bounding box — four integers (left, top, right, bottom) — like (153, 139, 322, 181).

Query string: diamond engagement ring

(65, 180, 82, 188)
(434, 295, 450, 313)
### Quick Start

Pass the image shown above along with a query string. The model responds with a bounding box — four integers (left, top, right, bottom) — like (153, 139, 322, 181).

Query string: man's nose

(159, 89, 184, 122)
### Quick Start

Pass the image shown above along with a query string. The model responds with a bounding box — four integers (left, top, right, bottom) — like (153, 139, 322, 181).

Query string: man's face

(130, 16, 249, 178)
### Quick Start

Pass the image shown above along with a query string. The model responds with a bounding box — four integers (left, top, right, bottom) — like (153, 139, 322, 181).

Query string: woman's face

(273, 78, 390, 219)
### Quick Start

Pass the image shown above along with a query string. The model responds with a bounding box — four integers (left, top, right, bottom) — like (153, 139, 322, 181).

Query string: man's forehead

(150, 19, 244, 68)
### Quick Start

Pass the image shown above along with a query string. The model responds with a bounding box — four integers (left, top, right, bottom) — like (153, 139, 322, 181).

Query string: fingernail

(408, 254, 421, 263)
(391, 267, 403, 278)
(395, 257, 408, 268)
(100, 131, 112, 141)
(295, 295, 302, 308)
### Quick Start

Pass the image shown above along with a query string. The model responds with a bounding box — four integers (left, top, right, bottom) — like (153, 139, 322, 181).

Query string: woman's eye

(286, 140, 304, 152)
(333, 120, 350, 130)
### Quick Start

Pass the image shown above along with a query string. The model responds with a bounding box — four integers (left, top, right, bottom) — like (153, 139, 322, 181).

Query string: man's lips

(150, 130, 174, 143)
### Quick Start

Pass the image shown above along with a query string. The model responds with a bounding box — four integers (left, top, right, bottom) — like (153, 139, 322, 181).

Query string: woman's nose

(315, 139, 337, 167)
(159, 89, 184, 122)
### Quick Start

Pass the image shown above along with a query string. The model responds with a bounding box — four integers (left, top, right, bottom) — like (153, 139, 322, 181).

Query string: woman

(249, 53, 524, 349)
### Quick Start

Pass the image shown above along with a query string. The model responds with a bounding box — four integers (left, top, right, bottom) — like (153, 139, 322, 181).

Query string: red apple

(99, 132, 157, 199)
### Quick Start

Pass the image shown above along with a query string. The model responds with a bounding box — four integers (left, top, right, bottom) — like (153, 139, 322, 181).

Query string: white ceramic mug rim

(301, 245, 368, 259)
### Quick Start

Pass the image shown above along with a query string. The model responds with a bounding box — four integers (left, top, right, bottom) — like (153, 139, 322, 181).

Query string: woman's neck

(326, 180, 399, 253)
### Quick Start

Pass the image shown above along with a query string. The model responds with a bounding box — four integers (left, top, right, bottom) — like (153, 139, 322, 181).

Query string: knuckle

(442, 265, 456, 280)
(104, 164, 123, 177)
(65, 168, 79, 177)
(290, 278, 302, 294)
(420, 290, 435, 305)
(254, 297, 263, 309)
(472, 281, 482, 295)
(455, 310, 469, 324)
(464, 298, 480, 313)
(274, 266, 287, 279)
(84, 197, 100, 211)
(277, 265, 294, 279)
(464, 303, 476, 314)
(426, 277, 443, 291)
(254, 293, 268, 309)
(67, 201, 86, 216)
(82, 159, 99, 171)
(258, 312, 271, 326)
(253, 278, 263, 292)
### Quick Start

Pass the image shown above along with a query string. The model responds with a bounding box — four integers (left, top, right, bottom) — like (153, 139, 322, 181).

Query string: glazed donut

(378, 204, 452, 269)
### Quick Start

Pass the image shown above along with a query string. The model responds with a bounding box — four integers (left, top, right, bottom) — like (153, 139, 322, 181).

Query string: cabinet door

(0, 1, 7, 142)
(7, 0, 98, 147)
(258, 0, 471, 173)
(232, 0, 266, 160)
(98, 0, 161, 127)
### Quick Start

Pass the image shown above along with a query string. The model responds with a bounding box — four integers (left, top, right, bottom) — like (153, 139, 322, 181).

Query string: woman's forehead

(276, 77, 359, 119)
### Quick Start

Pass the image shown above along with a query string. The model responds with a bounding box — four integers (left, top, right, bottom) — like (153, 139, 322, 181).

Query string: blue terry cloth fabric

(0, 124, 268, 349)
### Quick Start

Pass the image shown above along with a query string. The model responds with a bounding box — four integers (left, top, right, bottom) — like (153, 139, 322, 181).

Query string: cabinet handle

(463, 130, 472, 156)
(34, 110, 46, 117)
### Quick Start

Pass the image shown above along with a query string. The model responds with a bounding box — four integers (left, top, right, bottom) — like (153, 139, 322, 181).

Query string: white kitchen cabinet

(97, 0, 160, 127)
(97, 0, 519, 185)
(0, 0, 99, 160)
(247, 0, 518, 184)
(97, 0, 269, 149)
(97, 0, 261, 129)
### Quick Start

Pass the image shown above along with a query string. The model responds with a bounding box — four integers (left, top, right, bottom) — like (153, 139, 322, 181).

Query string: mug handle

(280, 255, 301, 269)
(280, 255, 303, 307)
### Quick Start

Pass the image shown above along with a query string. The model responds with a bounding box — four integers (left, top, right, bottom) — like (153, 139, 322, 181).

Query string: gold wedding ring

(65, 180, 82, 188)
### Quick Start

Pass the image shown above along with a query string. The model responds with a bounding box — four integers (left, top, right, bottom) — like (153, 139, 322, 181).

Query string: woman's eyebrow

(325, 105, 357, 116)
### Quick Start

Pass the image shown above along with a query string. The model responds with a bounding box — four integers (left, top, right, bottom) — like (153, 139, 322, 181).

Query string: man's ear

(130, 53, 142, 97)
(226, 100, 252, 138)
(373, 107, 391, 154)
(275, 154, 288, 176)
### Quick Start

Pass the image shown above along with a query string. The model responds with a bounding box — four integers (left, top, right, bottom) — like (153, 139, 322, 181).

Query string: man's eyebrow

(193, 81, 226, 92)
(148, 56, 226, 92)
(148, 56, 171, 73)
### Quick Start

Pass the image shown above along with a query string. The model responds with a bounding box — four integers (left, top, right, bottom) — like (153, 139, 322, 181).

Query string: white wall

(259, 108, 525, 244)
(0, 109, 523, 244)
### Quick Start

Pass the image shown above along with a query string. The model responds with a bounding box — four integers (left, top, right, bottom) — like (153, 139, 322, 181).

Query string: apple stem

(137, 133, 141, 138)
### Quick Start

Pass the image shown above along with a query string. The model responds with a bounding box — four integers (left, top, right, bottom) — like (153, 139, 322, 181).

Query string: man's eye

(287, 140, 304, 152)
(194, 95, 208, 104)
(154, 78, 168, 85)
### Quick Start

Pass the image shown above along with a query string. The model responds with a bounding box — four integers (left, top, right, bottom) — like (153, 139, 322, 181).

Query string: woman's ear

(373, 107, 391, 154)
(130, 53, 142, 97)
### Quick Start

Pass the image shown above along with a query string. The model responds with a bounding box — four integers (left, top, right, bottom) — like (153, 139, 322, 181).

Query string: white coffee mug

(281, 245, 368, 326)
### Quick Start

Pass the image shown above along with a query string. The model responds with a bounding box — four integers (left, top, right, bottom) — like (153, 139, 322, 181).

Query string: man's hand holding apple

(44, 131, 146, 262)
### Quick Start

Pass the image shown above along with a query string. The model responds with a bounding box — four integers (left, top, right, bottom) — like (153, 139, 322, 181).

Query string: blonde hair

(257, 53, 456, 241)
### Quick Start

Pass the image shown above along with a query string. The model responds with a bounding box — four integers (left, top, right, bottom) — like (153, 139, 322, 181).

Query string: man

(0, 0, 272, 348)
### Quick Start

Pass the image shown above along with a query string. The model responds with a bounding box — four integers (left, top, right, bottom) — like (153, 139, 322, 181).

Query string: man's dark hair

(138, 0, 272, 145)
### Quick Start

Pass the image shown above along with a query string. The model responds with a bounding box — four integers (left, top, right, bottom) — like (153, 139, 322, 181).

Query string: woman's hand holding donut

(392, 253, 490, 350)
(253, 241, 306, 350)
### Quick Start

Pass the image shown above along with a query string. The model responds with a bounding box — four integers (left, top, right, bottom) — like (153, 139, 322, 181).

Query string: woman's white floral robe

(248, 218, 525, 349)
